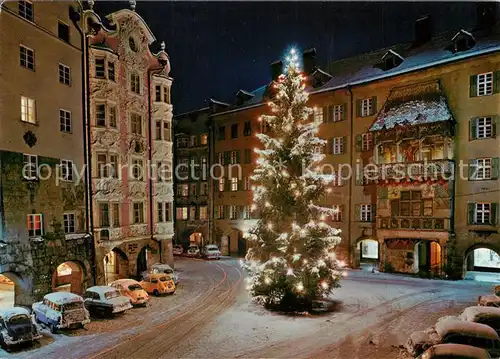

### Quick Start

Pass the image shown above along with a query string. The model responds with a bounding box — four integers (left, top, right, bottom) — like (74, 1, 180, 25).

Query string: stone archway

(104, 248, 129, 284)
(464, 244, 500, 282)
(136, 245, 153, 279)
(355, 238, 380, 271)
(52, 261, 85, 295)
(0, 272, 24, 309)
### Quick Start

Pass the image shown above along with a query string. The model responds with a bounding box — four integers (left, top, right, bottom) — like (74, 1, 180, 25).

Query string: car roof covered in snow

(461, 306, 500, 321)
(0, 307, 30, 320)
(205, 244, 219, 249)
(435, 318, 499, 340)
(480, 295, 500, 303)
(151, 263, 174, 270)
(423, 344, 490, 358)
(109, 279, 141, 286)
(86, 286, 119, 295)
(44, 292, 83, 305)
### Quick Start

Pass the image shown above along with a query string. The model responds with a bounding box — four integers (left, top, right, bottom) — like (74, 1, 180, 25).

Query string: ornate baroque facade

(83, 4, 174, 284)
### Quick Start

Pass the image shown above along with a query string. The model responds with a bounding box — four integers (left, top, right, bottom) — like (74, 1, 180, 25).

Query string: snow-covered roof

(452, 29, 475, 42)
(382, 49, 404, 61)
(44, 292, 83, 305)
(370, 80, 453, 131)
(0, 307, 30, 320)
(425, 344, 489, 358)
(435, 318, 498, 339)
(461, 305, 500, 322)
(86, 286, 118, 295)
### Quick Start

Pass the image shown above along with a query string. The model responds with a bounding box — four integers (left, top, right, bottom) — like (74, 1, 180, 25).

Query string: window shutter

(323, 106, 328, 123)
(327, 139, 333, 155)
(491, 203, 498, 225)
(224, 151, 230, 165)
(469, 118, 477, 140)
(356, 99, 362, 117)
(493, 71, 500, 94)
(354, 205, 360, 221)
(470, 75, 478, 97)
(342, 136, 347, 154)
(493, 116, 499, 139)
(371, 96, 377, 115)
(379, 187, 388, 199)
(468, 159, 475, 180)
(491, 157, 500, 180)
(215, 206, 219, 219)
(238, 179, 242, 191)
(343, 103, 347, 121)
(356, 135, 362, 152)
(236, 151, 240, 163)
(226, 178, 231, 192)
(371, 204, 377, 222)
(355, 169, 364, 186)
(467, 203, 475, 224)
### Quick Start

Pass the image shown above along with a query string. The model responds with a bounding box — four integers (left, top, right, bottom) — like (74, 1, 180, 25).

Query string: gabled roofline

(106, 9, 156, 44)
(382, 49, 404, 61)
(452, 29, 475, 42)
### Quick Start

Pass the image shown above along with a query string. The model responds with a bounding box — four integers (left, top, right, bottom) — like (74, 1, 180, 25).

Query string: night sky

(97, 2, 478, 114)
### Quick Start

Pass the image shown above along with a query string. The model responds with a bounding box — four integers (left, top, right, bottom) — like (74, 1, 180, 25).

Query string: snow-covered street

(1, 258, 495, 359)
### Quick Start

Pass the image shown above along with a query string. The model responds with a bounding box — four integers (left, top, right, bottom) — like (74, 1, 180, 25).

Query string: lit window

(131, 113, 142, 135)
(112, 203, 120, 226)
(475, 203, 491, 224)
(131, 73, 140, 94)
(361, 98, 373, 117)
(243, 206, 251, 219)
(229, 205, 238, 220)
(362, 133, 373, 151)
(360, 204, 372, 222)
(27, 213, 42, 236)
(21, 96, 36, 124)
(18, 1, 33, 21)
(132, 158, 144, 181)
(190, 135, 197, 147)
(23, 154, 37, 180)
(474, 158, 492, 180)
(230, 151, 238, 164)
(313, 107, 323, 123)
(189, 206, 196, 220)
(58, 63, 70, 85)
(60, 159, 74, 181)
(199, 206, 208, 220)
(133, 202, 144, 224)
(331, 205, 342, 221)
(477, 72, 493, 96)
(19, 45, 34, 70)
(63, 213, 75, 233)
(217, 205, 225, 219)
(332, 105, 343, 122)
(477, 117, 493, 139)
(109, 106, 117, 128)
(176, 207, 188, 220)
(200, 134, 208, 145)
(59, 109, 72, 133)
(333, 137, 343, 155)
(231, 177, 238, 191)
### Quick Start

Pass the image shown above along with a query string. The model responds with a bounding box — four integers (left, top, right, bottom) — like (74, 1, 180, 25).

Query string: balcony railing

(371, 160, 454, 180)
(378, 216, 450, 231)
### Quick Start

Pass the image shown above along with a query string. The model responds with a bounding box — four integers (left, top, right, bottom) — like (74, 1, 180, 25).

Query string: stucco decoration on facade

(128, 182, 147, 200)
(93, 178, 123, 201)
(129, 224, 149, 238)
(153, 183, 173, 202)
(91, 129, 122, 150)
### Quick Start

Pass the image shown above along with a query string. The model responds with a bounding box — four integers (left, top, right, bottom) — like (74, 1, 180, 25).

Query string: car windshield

(63, 302, 84, 311)
(128, 284, 142, 291)
(8, 315, 31, 325)
(159, 277, 169, 282)
(164, 269, 173, 274)
(105, 290, 120, 299)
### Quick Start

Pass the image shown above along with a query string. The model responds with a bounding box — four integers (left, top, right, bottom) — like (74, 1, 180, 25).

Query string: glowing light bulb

(264, 277, 272, 284)
(267, 223, 273, 230)
(326, 188, 332, 193)
(290, 48, 296, 55)
(320, 215, 326, 220)
(265, 201, 271, 207)
(342, 271, 348, 278)
(321, 281, 329, 290)
(286, 268, 294, 276)
(303, 259, 308, 264)
(338, 260, 345, 268)
(296, 282, 304, 291)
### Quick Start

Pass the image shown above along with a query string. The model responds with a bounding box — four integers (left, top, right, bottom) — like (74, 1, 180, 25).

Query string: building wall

(0, 1, 91, 305)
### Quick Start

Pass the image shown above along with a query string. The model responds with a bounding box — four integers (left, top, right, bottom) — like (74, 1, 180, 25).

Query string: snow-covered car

(186, 245, 200, 257)
(0, 307, 42, 351)
(140, 273, 176, 296)
(405, 318, 500, 357)
(458, 306, 500, 335)
(109, 279, 149, 306)
(32, 292, 90, 333)
(478, 285, 500, 307)
(173, 245, 183, 256)
(149, 263, 179, 284)
(201, 244, 221, 260)
(83, 286, 133, 316)
(416, 344, 491, 359)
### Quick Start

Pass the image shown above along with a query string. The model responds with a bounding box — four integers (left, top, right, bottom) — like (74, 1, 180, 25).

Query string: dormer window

(381, 50, 404, 71)
(451, 30, 476, 53)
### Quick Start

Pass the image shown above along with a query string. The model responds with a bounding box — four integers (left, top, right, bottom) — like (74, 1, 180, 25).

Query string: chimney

(413, 15, 432, 47)
(303, 48, 317, 75)
(270, 60, 283, 81)
(475, 3, 498, 31)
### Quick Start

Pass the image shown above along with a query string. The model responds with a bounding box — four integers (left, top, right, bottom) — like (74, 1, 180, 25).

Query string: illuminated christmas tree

(244, 48, 343, 312)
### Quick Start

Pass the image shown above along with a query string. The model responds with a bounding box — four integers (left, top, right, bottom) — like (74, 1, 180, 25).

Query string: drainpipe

(347, 85, 354, 267)
(71, 4, 96, 286)
(0, 154, 4, 241)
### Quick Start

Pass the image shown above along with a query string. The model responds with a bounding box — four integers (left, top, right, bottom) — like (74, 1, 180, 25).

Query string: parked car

(405, 318, 500, 357)
(416, 344, 491, 359)
(186, 245, 200, 257)
(0, 307, 42, 351)
(109, 279, 149, 307)
(149, 263, 179, 284)
(173, 245, 183, 256)
(140, 273, 176, 296)
(83, 286, 133, 317)
(32, 292, 90, 333)
(458, 306, 500, 335)
(201, 244, 221, 260)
